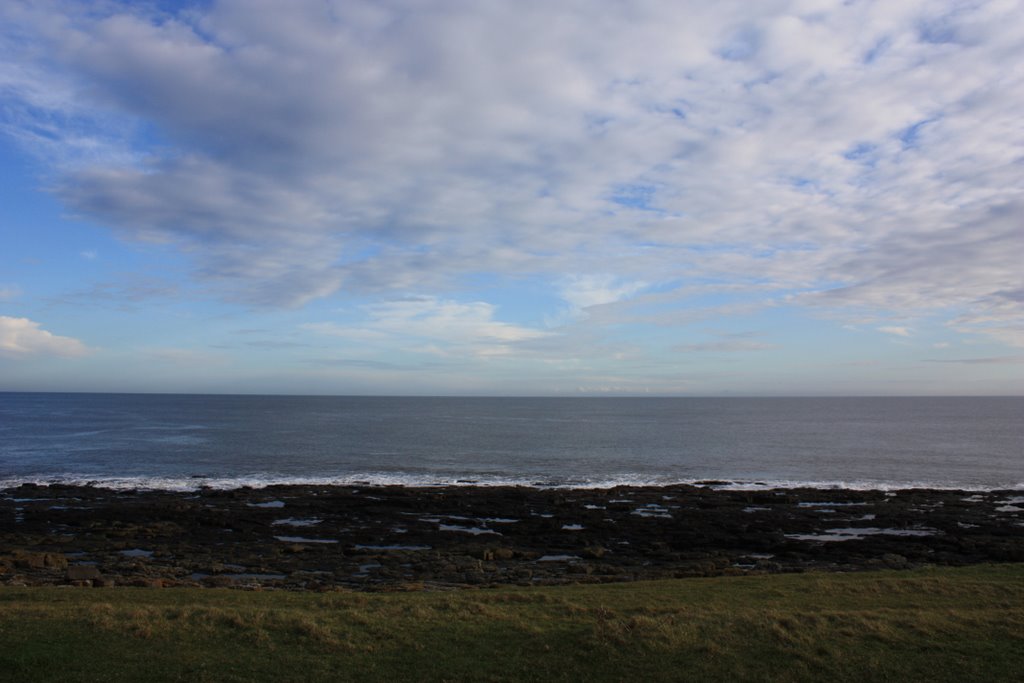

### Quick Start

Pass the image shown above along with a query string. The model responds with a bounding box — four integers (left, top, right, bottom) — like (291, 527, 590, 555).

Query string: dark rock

(66, 565, 102, 582)
(12, 551, 68, 570)
(0, 482, 1019, 590)
(880, 553, 910, 569)
(134, 577, 168, 588)
(201, 575, 236, 588)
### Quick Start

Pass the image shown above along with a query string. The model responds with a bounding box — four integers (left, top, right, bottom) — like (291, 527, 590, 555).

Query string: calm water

(1, 393, 1021, 490)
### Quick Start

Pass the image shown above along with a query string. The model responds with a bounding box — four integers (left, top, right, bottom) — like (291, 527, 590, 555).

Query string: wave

(1, 472, 1021, 493)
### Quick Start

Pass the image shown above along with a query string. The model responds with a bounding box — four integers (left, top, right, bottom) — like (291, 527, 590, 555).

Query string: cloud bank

(0, 316, 89, 358)
(1, 0, 1022, 347)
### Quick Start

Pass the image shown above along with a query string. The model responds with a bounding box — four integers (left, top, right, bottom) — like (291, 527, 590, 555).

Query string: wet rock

(0, 482, 1020, 590)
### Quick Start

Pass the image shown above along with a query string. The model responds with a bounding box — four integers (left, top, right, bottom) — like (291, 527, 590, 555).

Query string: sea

(1, 393, 1021, 491)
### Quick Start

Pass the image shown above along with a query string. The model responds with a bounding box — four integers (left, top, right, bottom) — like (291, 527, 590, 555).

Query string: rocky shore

(2, 483, 1022, 590)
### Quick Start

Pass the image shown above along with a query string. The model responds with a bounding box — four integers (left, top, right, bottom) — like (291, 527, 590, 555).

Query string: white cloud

(307, 296, 550, 358)
(877, 326, 912, 337)
(0, 316, 89, 357)
(0, 0, 1022, 345)
(559, 275, 647, 311)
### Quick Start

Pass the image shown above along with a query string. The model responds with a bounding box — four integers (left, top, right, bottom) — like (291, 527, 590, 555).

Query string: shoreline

(2, 482, 1022, 590)
(3, 476, 1021, 493)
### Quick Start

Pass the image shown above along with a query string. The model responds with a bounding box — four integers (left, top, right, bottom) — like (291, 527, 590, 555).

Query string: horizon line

(2, 390, 1022, 399)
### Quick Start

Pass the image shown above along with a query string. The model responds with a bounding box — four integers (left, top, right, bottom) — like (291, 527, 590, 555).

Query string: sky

(1, 0, 1023, 396)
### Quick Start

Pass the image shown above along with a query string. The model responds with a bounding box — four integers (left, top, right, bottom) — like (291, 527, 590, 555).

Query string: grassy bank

(2, 565, 1022, 682)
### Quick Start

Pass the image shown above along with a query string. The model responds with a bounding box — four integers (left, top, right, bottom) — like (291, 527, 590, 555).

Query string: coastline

(4, 473, 1021, 492)
(3, 482, 1022, 590)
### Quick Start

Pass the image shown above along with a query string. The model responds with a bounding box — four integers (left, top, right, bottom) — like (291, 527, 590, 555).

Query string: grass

(1, 564, 1022, 682)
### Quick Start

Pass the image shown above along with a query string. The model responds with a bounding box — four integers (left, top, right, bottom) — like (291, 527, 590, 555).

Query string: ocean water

(0, 393, 1021, 491)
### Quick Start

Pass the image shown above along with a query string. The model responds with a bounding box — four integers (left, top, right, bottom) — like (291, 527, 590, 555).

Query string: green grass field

(1, 565, 1022, 682)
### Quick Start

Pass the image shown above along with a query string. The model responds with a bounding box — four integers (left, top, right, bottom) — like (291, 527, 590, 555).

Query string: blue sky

(1, 0, 1022, 395)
